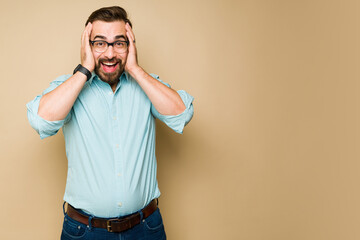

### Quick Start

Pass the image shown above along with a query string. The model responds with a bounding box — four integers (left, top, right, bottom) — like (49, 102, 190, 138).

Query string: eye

(94, 41, 105, 47)
(115, 41, 125, 47)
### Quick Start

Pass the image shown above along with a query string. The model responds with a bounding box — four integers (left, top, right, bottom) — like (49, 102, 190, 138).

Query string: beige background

(0, 0, 359, 239)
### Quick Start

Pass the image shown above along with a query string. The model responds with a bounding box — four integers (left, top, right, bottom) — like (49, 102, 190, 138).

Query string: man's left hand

(125, 22, 140, 73)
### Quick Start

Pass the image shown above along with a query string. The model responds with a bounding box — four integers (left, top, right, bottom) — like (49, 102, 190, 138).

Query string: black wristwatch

(73, 64, 92, 81)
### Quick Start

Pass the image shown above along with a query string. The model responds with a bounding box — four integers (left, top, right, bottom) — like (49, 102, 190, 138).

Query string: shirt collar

(86, 71, 129, 93)
(87, 72, 96, 85)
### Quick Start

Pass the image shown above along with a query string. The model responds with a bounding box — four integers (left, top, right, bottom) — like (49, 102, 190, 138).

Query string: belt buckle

(106, 218, 128, 233)
(107, 219, 118, 232)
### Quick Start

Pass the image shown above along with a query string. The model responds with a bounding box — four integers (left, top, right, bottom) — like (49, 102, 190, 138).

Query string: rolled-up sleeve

(26, 75, 72, 139)
(150, 74, 194, 134)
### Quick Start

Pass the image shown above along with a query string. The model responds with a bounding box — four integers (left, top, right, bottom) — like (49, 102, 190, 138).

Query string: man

(26, 6, 194, 240)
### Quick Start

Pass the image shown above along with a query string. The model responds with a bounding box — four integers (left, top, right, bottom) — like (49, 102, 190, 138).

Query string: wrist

(73, 64, 92, 81)
(81, 63, 94, 73)
(127, 65, 143, 78)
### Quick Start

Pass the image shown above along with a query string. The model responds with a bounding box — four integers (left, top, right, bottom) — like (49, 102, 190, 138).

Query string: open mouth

(101, 62, 119, 73)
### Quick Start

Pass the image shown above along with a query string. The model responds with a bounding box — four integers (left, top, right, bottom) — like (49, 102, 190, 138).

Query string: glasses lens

(93, 41, 107, 53)
(114, 41, 128, 53)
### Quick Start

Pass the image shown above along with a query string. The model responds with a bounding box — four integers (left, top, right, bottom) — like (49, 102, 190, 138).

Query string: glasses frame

(89, 40, 130, 53)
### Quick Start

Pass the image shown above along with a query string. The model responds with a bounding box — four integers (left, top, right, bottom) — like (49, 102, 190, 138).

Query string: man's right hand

(81, 23, 95, 72)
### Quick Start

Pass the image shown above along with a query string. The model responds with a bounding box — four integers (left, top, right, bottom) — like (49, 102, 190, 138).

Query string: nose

(103, 45, 115, 59)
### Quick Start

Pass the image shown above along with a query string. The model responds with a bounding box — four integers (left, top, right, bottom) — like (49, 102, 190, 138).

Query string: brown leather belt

(66, 199, 158, 233)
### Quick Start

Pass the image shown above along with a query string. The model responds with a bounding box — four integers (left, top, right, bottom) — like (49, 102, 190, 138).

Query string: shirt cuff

(26, 95, 65, 139)
(152, 90, 194, 134)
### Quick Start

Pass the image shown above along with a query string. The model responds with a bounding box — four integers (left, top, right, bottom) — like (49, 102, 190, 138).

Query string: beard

(94, 57, 125, 87)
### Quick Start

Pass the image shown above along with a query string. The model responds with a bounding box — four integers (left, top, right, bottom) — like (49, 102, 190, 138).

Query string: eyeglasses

(90, 40, 129, 53)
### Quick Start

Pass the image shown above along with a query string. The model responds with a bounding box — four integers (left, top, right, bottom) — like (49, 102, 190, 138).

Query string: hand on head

(125, 22, 139, 73)
(81, 23, 95, 72)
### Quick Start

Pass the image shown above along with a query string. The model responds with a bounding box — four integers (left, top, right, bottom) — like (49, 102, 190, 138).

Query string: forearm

(38, 72, 87, 121)
(128, 67, 186, 115)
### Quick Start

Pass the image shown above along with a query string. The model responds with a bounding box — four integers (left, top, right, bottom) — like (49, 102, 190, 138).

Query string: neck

(110, 81, 118, 92)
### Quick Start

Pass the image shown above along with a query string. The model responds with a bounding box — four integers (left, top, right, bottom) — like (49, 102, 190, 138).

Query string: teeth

(103, 62, 116, 66)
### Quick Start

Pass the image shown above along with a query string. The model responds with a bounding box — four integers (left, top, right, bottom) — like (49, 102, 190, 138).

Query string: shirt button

(113, 116, 117, 120)
(108, 92, 112, 95)
(118, 202, 122, 207)
(117, 173, 122, 177)
(116, 144, 119, 148)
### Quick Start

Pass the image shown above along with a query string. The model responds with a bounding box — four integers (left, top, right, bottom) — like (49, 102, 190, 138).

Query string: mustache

(98, 58, 122, 64)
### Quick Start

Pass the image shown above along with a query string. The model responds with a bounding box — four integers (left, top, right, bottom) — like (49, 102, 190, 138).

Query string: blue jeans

(60, 203, 166, 240)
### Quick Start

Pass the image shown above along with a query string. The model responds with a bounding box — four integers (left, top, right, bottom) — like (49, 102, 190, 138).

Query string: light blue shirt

(26, 72, 194, 218)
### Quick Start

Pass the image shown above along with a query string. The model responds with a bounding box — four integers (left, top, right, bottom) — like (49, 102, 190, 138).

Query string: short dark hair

(85, 6, 132, 27)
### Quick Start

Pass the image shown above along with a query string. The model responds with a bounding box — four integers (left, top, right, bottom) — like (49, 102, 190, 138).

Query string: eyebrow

(114, 35, 126, 40)
(93, 35, 127, 41)
(93, 35, 106, 40)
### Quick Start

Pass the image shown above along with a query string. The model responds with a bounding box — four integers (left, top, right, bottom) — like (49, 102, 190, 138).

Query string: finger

(81, 27, 86, 43)
(125, 31, 138, 63)
(126, 26, 135, 41)
(126, 31, 135, 48)
(125, 23, 135, 42)
(81, 23, 91, 46)
(85, 23, 92, 41)
(86, 23, 92, 37)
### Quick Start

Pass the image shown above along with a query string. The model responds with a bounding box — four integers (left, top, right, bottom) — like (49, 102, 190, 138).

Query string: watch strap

(73, 64, 92, 81)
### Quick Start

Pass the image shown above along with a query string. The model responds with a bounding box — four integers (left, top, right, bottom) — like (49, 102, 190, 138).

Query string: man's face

(90, 20, 128, 86)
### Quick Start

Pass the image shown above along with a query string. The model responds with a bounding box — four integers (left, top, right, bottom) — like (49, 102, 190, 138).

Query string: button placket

(111, 92, 124, 214)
